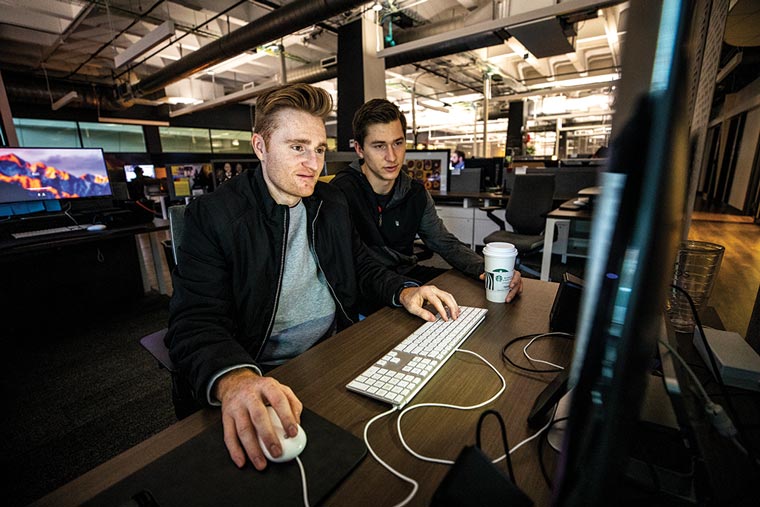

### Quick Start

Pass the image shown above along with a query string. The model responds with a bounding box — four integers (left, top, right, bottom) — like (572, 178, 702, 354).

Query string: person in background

(166, 84, 461, 472)
(450, 150, 466, 170)
(331, 98, 522, 315)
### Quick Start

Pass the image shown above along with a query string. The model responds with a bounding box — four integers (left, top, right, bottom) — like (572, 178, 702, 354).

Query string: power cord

(501, 332, 574, 373)
(669, 284, 760, 466)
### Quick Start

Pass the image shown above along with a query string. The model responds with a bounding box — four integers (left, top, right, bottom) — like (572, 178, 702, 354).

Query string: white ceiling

(0, 0, 628, 137)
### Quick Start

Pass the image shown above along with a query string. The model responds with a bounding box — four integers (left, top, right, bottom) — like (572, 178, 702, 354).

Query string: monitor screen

(552, 2, 693, 505)
(167, 163, 214, 200)
(0, 147, 112, 204)
(124, 164, 156, 181)
(405, 149, 449, 192)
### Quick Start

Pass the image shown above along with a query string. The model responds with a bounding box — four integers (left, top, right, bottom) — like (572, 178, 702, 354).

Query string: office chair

(140, 204, 198, 420)
(483, 174, 555, 278)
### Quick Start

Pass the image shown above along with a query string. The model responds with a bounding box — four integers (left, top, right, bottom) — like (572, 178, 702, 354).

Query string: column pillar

(337, 14, 386, 150)
(0, 71, 19, 146)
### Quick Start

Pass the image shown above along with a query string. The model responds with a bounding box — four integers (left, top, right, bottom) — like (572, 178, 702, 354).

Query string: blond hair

(254, 83, 332, 142)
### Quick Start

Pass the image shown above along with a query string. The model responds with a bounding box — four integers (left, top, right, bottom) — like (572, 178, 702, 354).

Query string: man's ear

(252, 133, 266, 160)
(353, 141, 364, 161)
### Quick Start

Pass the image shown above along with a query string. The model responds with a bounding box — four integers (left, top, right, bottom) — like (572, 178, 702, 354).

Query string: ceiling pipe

(126, 0, 366, 100)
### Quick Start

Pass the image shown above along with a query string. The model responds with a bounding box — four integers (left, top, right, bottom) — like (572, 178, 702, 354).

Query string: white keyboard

(347, 306, 488, 407)
(11, 224, 90, 239)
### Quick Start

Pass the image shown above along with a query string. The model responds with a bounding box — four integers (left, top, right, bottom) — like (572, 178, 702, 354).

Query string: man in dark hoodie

(331, 98, 522, 314)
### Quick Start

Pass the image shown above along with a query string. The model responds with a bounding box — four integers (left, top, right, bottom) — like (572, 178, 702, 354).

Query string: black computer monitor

(552, 2, 695, 505)
(464, 157, 504, 191)
(0, 147, 112, 205)
(448, 167, 482, 193)
(124, 164, 156, 181)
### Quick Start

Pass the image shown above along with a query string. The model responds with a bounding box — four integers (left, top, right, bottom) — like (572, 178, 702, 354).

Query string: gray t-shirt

(259, 201, 336, 366)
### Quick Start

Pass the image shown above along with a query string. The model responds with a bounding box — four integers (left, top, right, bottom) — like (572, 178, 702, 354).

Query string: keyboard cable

(361, 348, 506, 506)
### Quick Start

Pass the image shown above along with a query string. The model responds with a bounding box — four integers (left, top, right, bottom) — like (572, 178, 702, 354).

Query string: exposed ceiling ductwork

(123, 0, 367, 101)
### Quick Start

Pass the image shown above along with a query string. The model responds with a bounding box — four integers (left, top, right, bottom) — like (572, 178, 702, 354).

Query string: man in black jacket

(331, 99, 522, 314)
(167, 84, 459, 472)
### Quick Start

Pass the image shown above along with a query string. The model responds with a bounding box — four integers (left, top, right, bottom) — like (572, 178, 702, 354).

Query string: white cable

(395, 348, 507, 465)
(523, 332, 571, 370)
(493, 406, 557, 462)
(294, 456, 310, 507)
(363, 406, 418, 507)
(658, 339, 711, 403)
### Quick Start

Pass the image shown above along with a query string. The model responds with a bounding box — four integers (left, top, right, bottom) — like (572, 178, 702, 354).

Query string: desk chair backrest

(506, 174, 555, 234)
(167, 204, 186, 265)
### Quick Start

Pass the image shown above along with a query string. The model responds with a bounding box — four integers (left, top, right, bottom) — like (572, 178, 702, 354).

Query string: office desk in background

(34, 273, 569, 507)
(540, 203, 593, 281)
(0, 219, 171, 330)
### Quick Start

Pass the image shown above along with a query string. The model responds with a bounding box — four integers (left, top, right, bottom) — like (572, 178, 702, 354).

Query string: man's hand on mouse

(213, 368, 302, 470)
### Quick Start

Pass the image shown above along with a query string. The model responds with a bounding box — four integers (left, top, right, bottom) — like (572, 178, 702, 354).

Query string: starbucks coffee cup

(483, 242, 518, 303)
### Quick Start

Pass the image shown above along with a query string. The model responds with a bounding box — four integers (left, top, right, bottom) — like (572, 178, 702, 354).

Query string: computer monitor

(448, 167, 482, 193)
(464, 157, 504, 191)
(552, 2, 694, 505)
(324, 151, 356, 175)
(124, 164, 156, 181)
(0, 147, 112, 205)
(405, 149, 449, 192)
(166, 164, 213, 201)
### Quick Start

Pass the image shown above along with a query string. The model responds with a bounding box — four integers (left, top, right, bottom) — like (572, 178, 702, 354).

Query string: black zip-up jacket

(331, 160, 484, 278)
(166, 166, 413, 404)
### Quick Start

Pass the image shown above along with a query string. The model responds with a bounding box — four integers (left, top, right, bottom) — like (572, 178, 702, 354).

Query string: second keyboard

(347, 306, 488, 407)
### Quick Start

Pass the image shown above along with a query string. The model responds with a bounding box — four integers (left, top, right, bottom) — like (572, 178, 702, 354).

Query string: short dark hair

(352, 98, 407, 147)
(454, 150, 465, 160)
(254, 83, 332, 142)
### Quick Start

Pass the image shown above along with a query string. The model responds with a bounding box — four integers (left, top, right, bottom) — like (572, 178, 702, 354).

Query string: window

(210, 129, 253, 154)
(80, 122, 146, 152)
(158, 127, 212, 152)
(13, 118, 80, 147)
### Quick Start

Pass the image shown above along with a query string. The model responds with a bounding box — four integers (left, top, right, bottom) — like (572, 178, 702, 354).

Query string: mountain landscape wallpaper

(0, 149, 112, 203)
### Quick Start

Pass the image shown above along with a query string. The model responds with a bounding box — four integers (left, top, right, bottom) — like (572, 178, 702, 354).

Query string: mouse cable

(523, 332, 573, 371)
(396, 348, 506, 465)
(294, 456, 311, 507)
(362, 406, 416, 507)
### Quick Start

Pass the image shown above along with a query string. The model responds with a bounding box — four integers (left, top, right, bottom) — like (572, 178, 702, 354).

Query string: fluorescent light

(98, 116, 170, 126)
(526, 72, 620, 91)
(115, 20, 175, 68)
(52, 91, 78, 110)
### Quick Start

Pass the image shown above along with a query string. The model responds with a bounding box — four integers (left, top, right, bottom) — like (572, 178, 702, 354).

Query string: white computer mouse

(257, 405, 307, 463)
(87, 224, 107, 232)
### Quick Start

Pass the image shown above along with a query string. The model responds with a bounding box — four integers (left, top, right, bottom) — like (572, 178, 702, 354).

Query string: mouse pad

(85, 408, 367, 506)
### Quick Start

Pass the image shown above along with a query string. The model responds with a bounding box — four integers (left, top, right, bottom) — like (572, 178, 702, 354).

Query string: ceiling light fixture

(114, 20, 175, 68)
(52, 91, 79, 111)
(98, 116, 170, 127)
(372, 1, 383, 12)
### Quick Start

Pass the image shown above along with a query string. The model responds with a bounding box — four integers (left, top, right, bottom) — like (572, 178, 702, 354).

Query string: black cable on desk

(501, 333, 574, 373)
(670, 284, 760, 468)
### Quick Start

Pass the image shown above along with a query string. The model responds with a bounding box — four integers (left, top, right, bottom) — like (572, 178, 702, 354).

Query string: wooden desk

(540, 204, 593, 281)
(34, 274, 567, 507)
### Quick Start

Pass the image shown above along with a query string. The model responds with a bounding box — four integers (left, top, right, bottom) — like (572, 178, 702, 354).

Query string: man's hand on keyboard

(214, 368, 302, 471)
(479, 269, 523, 303)
(399, 285, 460, 322)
